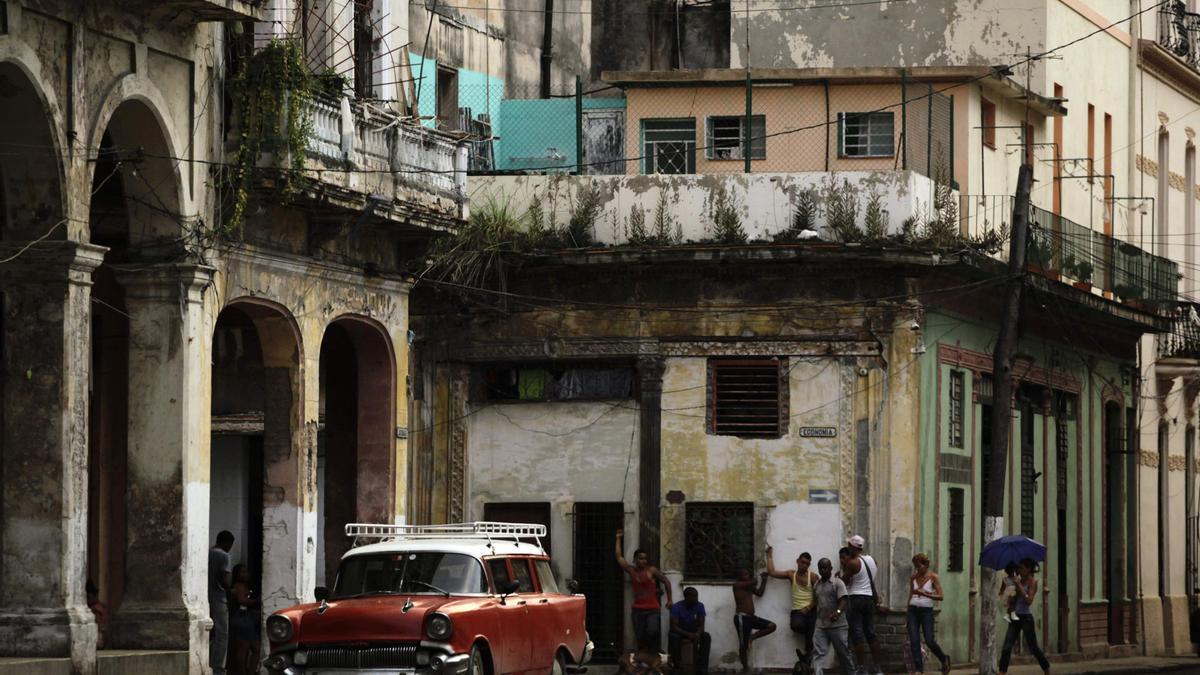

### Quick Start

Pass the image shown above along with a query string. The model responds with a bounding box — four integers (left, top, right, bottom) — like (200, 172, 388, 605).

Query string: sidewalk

(947, 655, 1200, 674)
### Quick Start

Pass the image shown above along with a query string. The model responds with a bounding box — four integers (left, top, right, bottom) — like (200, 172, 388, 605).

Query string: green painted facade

(916, 309, 1136, 662)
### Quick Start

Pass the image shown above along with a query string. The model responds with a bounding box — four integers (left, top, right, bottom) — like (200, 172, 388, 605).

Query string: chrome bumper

(266, 652, 470, 675)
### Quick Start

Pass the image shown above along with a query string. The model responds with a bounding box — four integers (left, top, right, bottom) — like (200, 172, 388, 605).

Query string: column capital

(0, 241, 107, 285)
(637, 356, 666, 391)
(113, 263, 215, 304)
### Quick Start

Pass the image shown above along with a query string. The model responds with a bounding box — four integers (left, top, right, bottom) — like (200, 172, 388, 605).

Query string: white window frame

(704, 115, 766, 161)
(839, 111, 895, 158)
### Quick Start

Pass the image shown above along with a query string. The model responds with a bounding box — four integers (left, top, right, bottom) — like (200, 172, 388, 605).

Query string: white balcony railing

(298, 96, 468, 219)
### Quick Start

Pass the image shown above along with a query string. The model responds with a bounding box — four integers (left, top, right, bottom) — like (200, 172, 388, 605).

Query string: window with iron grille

(949, 370, 965, 448)
(705, 115, 766, 160)
(707, 359, 787, 438)
(1055, 392, 1076, 505)
(642, 119, 696, 174)
(838, 112, 894, 158)
(948, 487, 965, 572)
(684, 502, 754, 581)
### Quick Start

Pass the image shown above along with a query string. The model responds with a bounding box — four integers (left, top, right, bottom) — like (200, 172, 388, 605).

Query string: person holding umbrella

(997, 558, 1050, 675)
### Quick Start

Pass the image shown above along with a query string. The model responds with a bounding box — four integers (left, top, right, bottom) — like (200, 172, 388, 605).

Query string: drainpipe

(540, 0, 554, 98)
(1128, 3, 1146, 653)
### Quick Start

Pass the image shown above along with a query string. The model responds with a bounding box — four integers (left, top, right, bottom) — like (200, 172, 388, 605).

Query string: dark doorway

(437, 66, 460, 130)
(1104, 402, 1125, 645)
(1054, 392, 1075, 653)
(573, 502, 624, 664)
(484, 502, 552, 556)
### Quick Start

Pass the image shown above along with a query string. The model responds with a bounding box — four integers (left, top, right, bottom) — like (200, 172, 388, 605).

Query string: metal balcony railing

(1158, 302, 1200, 360)
(1159, 1, 1200, 68)
(959, 196, 1180, 306)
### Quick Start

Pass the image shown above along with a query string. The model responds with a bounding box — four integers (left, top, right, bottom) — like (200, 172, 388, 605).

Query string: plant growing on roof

(923, 159, 959, 248)
(709, 186, 747, 244)
(824, 177, 861, 243)
(652, 191, 680, 245)
(565, 181, 600, 247)
(226, 39, 315, 234)
(863, 192, 889, 241)
(627, 204, 651, 246)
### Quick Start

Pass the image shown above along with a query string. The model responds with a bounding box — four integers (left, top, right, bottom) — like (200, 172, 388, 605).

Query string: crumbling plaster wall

(657, 357, 860, 671)
(731, 0, 1046, 72)
(470, 171, 941, 244)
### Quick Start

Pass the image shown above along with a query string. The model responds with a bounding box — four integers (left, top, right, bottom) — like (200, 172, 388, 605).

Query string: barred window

(705, 115, 766, 160)
(684, 502, 754, 581)
(707, 359, 786, 438)
(643, 119, 696, 174)
(948, 487, 965, 572)
(949, 370, 965, 448)
(839, 112, 894, 158)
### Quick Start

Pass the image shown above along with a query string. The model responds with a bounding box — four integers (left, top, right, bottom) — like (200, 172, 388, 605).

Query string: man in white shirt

(839, 536, 884, 675)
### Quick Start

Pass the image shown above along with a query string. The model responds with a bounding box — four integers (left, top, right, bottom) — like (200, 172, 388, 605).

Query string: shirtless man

(732, 568, 776, 673)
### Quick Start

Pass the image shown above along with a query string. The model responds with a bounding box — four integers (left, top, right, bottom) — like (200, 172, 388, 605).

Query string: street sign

(798, 426, 836, 437)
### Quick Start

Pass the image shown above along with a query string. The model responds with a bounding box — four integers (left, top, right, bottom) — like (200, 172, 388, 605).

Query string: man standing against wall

(616, 529, 673, 656)
(839, 537, 884, 675)
(209, 530, 235, 675)
(732, 567, 776, 673)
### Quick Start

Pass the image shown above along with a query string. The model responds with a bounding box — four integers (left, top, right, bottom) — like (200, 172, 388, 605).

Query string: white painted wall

(466, 400, 640, 579)
(210, 436, 253, 571)
(657, 357, 854, 671)
(471, 171, 944, 246)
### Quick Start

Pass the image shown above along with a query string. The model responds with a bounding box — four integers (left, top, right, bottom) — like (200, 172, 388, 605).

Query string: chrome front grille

(305, 643, 419, 669)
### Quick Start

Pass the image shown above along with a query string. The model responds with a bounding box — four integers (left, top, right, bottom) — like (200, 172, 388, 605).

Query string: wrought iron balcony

(960, 196, 1180, 307)
(1027, 205, 1179, 305)
(1158, 1, 1200, 69)
(1158, 303, 1200, 360)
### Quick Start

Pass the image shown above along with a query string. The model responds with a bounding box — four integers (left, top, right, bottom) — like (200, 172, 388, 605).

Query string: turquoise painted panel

(408, 54, 439, 127)
(494, 97, 626, 172)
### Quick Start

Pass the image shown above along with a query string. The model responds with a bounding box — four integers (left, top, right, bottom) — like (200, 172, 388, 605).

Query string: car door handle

(517, 600, 526, 605)
(539, 599, 549, 604)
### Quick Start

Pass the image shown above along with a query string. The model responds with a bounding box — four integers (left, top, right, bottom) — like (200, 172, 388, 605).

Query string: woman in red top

(616, 529, 673, 655)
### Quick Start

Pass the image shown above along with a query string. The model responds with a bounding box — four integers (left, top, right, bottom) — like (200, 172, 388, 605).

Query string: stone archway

(210, 298, 308, 631)
(0, 56, 100, 668)
(87, 95, 193, 652)
(317, 315, 396, 584)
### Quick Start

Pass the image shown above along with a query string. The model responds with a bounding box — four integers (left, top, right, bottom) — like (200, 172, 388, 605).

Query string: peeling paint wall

(465, 402, 640, 571)
(731, 0, 1046, 70)
(658, 357, 854, 670)
(471, 171, 942, 243)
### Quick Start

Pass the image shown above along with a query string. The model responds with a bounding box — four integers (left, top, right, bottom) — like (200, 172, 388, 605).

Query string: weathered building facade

(0, 0, 464, 673)
(409, 235, 1161, 670)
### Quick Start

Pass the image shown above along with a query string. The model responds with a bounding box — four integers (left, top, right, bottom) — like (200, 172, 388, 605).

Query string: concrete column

(0, 241, 106, 671)
(109, 264, 214, 673)
(637, 357, 665, 560)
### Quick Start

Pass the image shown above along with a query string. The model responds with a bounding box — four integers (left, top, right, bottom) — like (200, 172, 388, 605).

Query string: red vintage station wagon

(264, 522, 593, 675)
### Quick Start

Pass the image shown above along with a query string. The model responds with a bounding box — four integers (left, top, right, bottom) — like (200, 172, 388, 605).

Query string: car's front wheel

(470, 645, 489, 675)
(550, 651, 565, 675)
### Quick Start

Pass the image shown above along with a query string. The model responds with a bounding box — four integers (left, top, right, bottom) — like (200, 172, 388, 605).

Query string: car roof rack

(344, 522, 547, 550)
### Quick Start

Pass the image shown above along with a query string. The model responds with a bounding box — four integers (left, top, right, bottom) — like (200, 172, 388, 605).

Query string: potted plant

(1026, 239, 1055, 278)
(1071, 259, 1094, 292)
(1115, 282, 1147, 310)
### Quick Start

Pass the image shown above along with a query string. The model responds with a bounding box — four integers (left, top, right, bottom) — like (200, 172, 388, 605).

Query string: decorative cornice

(1168, 455, 1188, 472)
(449, 338, 880, 362)
(1140, 450, 1160, 468)
(938, 343, 1082, 393)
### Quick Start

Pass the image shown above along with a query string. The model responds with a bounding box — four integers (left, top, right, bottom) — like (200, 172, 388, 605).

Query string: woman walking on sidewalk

(906, 553, 950, 675)
(998, 558, 1051, 675)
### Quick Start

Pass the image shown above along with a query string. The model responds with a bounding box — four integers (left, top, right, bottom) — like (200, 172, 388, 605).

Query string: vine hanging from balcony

(226, 39, 315, 232)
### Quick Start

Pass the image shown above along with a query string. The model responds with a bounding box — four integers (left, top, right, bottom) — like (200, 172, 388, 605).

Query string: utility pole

(979, 163, 1032, 675)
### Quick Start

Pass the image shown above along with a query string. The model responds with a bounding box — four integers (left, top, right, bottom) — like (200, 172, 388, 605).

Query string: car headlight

(266, 615, 294, 643)
(426, 612, 453, 640)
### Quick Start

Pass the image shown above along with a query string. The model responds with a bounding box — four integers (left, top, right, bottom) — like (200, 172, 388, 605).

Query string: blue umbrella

(978, 535, 1046, 570)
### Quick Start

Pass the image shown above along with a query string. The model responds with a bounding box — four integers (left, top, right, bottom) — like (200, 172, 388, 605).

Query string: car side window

(534, 560, 561, 594)
(511, 558, 536, 593)
(489, 559, 512, 594)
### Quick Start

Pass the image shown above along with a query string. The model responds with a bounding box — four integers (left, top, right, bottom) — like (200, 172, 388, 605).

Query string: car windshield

(332, 552, 487, 599)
